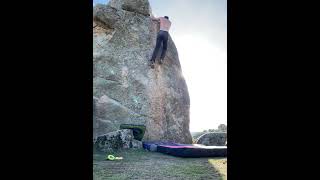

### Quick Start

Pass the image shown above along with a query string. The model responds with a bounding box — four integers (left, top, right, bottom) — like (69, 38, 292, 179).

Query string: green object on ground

(106, 154, 123, 161)
(107, 155, 115, 160)
(120, 124, 146, 141)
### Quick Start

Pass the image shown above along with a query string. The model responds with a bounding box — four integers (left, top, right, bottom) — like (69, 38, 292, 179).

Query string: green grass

(93, 149, 227, 180)
(209, 158, 227, 180)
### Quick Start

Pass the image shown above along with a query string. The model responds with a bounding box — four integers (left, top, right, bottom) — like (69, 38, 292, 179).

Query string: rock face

(93, 0, 192, 144)
(94, 129, 142, 152)
(109, 0, 151, 16)
(196, 133, 227, 146)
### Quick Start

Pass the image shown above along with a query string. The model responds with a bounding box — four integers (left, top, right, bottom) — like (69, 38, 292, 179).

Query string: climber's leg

(160, 32, 168, 63)
(150, 33, 162, 63)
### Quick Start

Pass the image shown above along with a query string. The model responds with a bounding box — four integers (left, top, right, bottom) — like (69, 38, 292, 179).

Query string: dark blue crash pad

(143, 141, 227, 158)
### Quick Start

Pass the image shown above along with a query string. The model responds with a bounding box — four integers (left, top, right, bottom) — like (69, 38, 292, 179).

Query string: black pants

(150, 30, 169, 62)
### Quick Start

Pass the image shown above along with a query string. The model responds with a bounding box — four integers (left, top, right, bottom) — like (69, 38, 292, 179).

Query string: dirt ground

(93, 149, 227, 180)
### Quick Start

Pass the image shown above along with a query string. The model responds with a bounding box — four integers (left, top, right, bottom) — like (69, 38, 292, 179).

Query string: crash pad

(143, 141, 227, 158)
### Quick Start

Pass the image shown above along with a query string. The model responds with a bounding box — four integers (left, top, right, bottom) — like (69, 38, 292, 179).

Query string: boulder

(196, 132, 227, 146)
(94, 129, 142, 152)
(93, 0, 192, 144)
(109, 0, 151, 16)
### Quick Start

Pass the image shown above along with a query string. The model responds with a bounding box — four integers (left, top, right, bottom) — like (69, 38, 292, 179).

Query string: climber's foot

(148, 61, 155, 68)
(159, 58, 164, 64)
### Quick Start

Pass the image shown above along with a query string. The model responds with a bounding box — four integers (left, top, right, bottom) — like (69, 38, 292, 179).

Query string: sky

(93, 0, 227, 132)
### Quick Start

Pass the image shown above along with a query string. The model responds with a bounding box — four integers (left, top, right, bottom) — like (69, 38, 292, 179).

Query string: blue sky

(93, 0, 226, 49)
(93, 0, 106, 5)
(93, 0, 227, 132)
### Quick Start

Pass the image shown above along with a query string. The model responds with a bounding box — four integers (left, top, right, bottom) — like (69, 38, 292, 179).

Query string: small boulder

(94, 129, 143, 152)
(196, 132, 227, 146)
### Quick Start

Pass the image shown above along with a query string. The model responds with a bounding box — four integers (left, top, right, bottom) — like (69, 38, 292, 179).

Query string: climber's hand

(150, 15, 160, 22)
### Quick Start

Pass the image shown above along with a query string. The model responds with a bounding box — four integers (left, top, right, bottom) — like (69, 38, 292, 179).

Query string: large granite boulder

(94, 129, 142, 152)
(108, 0, 151, 16)
(196, 132, 227, 146)
(93, 0, 192, 144)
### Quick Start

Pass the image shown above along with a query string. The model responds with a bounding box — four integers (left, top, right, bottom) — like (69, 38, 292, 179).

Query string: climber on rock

(149, 15, 171, 68)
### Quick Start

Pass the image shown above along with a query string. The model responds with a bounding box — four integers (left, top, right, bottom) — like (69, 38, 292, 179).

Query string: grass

(209, 158, 227, 180)
(93, 149, 227, 180)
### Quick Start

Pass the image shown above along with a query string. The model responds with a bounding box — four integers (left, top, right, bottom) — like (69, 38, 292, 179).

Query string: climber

(149, 15, 171, 68)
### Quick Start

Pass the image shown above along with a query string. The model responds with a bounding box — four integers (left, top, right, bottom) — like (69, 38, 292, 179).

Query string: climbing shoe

(148, 61, 155, 68)
(159, 58, 164, 64)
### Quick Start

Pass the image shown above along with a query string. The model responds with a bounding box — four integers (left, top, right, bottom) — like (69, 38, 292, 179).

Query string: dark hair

(164, 16, 169, 20)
